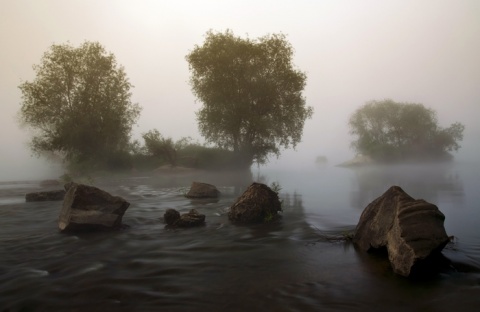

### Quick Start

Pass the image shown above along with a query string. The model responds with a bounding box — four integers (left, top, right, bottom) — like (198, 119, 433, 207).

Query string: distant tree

(348, 99, 465, 161)
(18, 41, 141, 169)
(186, 30, 313, 169)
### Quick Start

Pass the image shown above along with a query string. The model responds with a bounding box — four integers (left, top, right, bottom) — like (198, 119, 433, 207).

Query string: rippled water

(1, 162, 480, 311)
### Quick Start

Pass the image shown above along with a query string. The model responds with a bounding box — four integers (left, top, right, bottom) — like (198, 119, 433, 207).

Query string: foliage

(186, 30, 313, 169)
(264, 211, 275, 223)
(141, 129, 236, 170)
(270, 181, 282, 193)
(142, 129, 179, 167)
(18, 41, 141, 170)
(179, 144, 236, 170)
(349, 100, 465, 161)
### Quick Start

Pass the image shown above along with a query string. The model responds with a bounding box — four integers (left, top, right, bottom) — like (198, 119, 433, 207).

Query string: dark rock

(185, 181, 220, 198)
(176, 209, 206, 227)
(64, 182, 75, 191)
(353, 185, 450, 277)
(164, 208, 205, 227)
(164, 208, 181, 226)
(228, 182, 282, 224)
(26, 190, 66, 202)
(58, 183, 130, 232)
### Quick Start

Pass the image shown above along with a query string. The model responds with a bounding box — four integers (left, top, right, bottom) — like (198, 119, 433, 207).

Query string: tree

(348, 99, 465, 161)
(186, 30, 313, 168)
(142, 129, 178, 167)
(18, 41, 141, 169)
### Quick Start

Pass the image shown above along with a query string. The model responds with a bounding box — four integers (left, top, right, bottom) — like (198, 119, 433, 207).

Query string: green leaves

(349, 99, 465, 161)
(186, 30, 312, 168)
(18, 41, 141, 169)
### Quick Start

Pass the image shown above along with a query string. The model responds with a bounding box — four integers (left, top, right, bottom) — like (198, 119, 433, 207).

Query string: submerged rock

(228, 182, 282, 224)
(164, 208, 205, 227)
(185, 181, 220, 198)
(25, 190, 66, 202)
(58, 183, 130, 232)
(353, 185, 450, 277)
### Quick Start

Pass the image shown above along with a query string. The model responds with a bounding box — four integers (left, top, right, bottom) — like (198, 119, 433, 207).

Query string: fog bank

(1, 0, 479, 179)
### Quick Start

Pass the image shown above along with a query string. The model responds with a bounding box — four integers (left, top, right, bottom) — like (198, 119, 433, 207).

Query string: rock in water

(164, 208, 181, 226)
(26, 190, 66, 202)
(163, 208, 205, 227)
(228, 182, 282, 224)
(185, 182, 220, 198)
(58, 183, 130, 232)
(353, 185, 450, 277)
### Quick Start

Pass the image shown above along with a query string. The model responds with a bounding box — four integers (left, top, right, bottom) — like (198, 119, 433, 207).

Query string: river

(1, 161, 480, 311)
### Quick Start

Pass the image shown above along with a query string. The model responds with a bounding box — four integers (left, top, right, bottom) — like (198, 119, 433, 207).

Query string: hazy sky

(1, 0, 479, 179)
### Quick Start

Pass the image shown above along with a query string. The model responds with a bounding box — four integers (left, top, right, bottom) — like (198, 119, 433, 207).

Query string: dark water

(1, 162, 480, 311)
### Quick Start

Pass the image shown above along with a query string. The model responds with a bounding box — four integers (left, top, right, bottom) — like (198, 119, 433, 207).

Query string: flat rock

(353, 185, 450, 277)
(58, 183, 130, 232)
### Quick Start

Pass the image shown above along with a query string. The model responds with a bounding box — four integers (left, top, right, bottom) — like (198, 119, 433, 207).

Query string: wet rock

(353, 185, 450, 277)
(58, 183, 130, 232)
(228, 182, 282, 224)
(164, 208, 205, 227)
(164, 208, 181, 226)
(25, 190, 66, 202)
(64, 182, 75, 191)
(185, 181, 220, 198)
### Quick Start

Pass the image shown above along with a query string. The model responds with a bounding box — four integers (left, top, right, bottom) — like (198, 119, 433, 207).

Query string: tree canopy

(18, 41, 141, 169)
(186, 30, 313, 168)
(349, 99, 465, 162)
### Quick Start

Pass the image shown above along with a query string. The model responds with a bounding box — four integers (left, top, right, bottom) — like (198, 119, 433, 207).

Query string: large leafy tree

(349, 99, 465, 161)
(186, 30, 313, 168)
(18, 41, 141, 168)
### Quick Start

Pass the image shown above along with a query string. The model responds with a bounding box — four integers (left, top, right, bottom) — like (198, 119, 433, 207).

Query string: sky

(1, 0, 479, 180)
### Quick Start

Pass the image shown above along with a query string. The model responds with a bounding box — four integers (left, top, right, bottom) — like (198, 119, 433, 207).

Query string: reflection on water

(349, 162, 465, 209)
(1, 163, 480, 311)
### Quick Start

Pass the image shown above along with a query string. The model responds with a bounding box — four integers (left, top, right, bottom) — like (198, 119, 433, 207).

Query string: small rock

(164, 208, 205, 227)
(164, 208, 181, 226)
(185, 182, 220, 198)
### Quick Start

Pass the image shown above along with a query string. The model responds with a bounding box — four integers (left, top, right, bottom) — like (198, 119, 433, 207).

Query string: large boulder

(58, 183, 130, 232)
(353, 185, 450, 277)
(185, 182, 220, 198)
(164, 208, 205, 227)
(228, 182, 282, 224)
(26, 190, 65, 202)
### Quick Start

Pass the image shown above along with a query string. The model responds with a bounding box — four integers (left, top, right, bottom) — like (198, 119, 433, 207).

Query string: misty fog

(1, 0, 479, 181)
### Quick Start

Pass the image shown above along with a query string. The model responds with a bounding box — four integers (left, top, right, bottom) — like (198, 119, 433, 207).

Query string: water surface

(1, 162, 480, 311)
